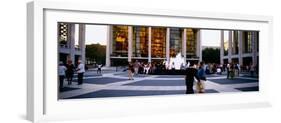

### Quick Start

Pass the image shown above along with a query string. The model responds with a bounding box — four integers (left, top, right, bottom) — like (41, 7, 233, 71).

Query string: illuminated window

(186, 28, 197, 57)
(133, 27, 149, 57)
(112, 26, 128, 57)
(58, 23, 68, 48)
(170, 28, 182, 57)
(243, 31, 253, 53)
(151, 27, 166, 58)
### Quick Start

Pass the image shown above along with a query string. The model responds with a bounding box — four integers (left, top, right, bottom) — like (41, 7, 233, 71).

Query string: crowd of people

(127, 60, 207, 94)
(126, 60, 189, 77)
(58, 60, 85, 91)
(203, 62, 258, 79)
(127, 60, 258, 94)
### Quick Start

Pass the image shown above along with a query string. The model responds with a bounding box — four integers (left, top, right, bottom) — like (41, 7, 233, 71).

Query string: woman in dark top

(66, 60, 75, 85)
(185, 62, 200, 94)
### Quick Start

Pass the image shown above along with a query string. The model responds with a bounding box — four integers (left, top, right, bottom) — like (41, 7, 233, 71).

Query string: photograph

(57, 23, 259, 99)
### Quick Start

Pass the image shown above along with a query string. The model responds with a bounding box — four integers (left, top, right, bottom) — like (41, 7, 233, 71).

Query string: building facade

(108, 25, 202, 67)
(220, 30, 259, 67)
(58, 23, 259, 68)
(58, 23, 86, 66)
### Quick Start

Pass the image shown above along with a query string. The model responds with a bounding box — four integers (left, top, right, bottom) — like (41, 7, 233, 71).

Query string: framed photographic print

(27, 0, 273, 122)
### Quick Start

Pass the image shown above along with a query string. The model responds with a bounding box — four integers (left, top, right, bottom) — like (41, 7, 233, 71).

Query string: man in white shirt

(58, 61, 67, 90)
(97, 64, 102, 75)
(76, 60, 85, 85)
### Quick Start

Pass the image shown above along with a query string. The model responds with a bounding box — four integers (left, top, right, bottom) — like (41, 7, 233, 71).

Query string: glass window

(58, 23, 69, 48)
(151, 27, 166, 58)
(112, 26, 128, 57)
(133, 26, 149, 57)
(170, 28, 182, 57)
(186, 28, 197, 57)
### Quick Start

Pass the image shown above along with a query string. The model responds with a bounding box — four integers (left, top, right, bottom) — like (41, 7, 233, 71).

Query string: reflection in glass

(151, 27, 166, 58)
(133, 27, 149, 57)
(170, 28, 182, 57)
(112, 26, 128, 57)
(186, 28, 197, 57)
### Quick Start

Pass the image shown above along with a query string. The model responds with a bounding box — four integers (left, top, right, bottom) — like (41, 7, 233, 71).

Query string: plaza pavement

(59, 70, 259, 99)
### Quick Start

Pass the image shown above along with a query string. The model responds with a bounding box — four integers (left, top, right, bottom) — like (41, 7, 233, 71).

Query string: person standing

(97, 64, 102, 75)
(58, 61, 67, 91)
(128, 62, 134, 80)
(237, 63, 241, 76)
(134, 60, 140, 76)
(171, 62, 176, 74)
(76, 60, 85, 85)
(197, 62, 206, 93)
(229, 63, 235, 79)
(144, 63, 150, 75)
(226, 63, 230, 79)
(250, 63, 255, 77)
(185, 62, 200, 94)
(66, 60, 75, 85)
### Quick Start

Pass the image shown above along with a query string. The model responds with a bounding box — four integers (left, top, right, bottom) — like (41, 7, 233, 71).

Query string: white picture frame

(27, 0, 273, 122)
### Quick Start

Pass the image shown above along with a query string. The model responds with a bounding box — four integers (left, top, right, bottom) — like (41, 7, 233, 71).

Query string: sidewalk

(59, 71, 259, 99)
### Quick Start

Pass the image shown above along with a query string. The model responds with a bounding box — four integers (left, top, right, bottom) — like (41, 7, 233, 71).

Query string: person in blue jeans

(197, 62, 206, 93)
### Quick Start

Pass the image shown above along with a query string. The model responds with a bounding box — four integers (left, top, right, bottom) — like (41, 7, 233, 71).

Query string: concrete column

(220, 30, 224, 65)
(166, 28, 170, 61)
(148, 27, 152, 63)
(68, 24, 75, 63)
(252, 31, 258, 66)
(78, 24, 86, 64)
(182, 29, 187, 62)
(135, 27, 141, 57)
(233, 31, 237, 55)
(238, 31, 243, 66)
(196, 30, 202, 62)
(228, 31, 233, 63)
(242, 32, 245, 54)
(106, 25, 112, 67)
(128, 26, 133, 62)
